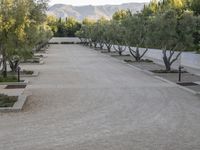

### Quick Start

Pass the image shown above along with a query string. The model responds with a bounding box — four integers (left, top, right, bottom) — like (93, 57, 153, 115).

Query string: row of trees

(0, 0, 53, 78)
(76, 0, 200, 71)
(47, 16, 81, 37)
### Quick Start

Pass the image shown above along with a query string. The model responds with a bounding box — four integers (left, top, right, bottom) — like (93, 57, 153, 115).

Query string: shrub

(0, 94, 17, 107)
(0, 76, 18, 82)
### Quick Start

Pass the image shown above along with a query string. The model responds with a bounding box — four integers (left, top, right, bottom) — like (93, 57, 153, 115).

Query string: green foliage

(112, 9, 132, 21)
(147, 9, 196, 50)
(0, 94, 17, 107)
(49, 17, 81, 37)
(76, 0, 198, 70)
(0, 76, 17, 82)
(22, 70, 34, 75)
(0, 0, 52, 77)
(190, 0, 200, 15)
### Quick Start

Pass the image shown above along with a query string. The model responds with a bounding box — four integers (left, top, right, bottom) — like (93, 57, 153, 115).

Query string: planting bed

(0, 94, 18, 107)
(0, 76, 18, 83)
(5, 85, 27, 89)
(110, 53, 200, 93)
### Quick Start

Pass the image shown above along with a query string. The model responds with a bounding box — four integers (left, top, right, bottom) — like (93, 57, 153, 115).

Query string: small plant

(60, 42, 74, 44)
(151, 70, 187, 74)
(48, 42, 59, 44)
(22, 70, 34, 75)
(34, 55, 44, 58)
(124, 59, 153, 63)
(0, 94, 17, 107)
(0, 76, 18, 82)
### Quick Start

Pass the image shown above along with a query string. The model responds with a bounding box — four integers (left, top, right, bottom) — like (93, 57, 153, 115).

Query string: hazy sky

(49, 0, 150, 6)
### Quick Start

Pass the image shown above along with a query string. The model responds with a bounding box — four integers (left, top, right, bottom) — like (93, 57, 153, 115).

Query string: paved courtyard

(0, 44, 200, 150)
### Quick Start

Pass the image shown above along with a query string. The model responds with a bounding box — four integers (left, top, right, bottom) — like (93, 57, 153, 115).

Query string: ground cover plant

(0, 76, 17, 82)
(0, 94, 17, 107)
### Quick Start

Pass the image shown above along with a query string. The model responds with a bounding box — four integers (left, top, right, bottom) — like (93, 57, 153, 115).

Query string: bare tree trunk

(113, 45, 126, 56)
(163, 50, 171, 71)
(105, 43, 112, 52)
(9, 59, 20, 72)
(162, 46, 182, 72)
(2, 49, 7, 78)
(93, 42, 97, 48)
(0, 44, 3, 74)
(129, 46, 148, 62)
(99, 42, 104, 50)
(79, 38, 83, 43)
(83, 39, 88, 46)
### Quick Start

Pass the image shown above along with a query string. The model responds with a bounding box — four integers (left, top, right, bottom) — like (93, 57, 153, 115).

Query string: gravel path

(0, 44, 200, 150)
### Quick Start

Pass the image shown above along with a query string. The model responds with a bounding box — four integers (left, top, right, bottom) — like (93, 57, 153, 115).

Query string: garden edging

(99, 50, 200, 95)
(0, 79, 29, 85)
(0, 95, 29, 112)
(20, 71, 39, 77)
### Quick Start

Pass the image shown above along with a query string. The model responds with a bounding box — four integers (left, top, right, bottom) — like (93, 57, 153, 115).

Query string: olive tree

(102, 22, 114, 52)
(111, 21, 126, 55)
(0, 0, 52, 76)
(148, 10, 196, 71)
(123, 13, 149, 61)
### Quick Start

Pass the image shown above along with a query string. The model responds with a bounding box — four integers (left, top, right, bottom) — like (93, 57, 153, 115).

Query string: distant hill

(47, 3, 147, 21)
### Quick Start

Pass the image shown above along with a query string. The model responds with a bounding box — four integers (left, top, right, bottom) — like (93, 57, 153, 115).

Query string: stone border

(20, 71, 39, 77)
(34, 55, 48, 58)
(128, 63, 200, 95)
(0, 79, 29, 85)
(0, 95, 29, 112)
(98, 49, 200, 95)
(21, 60, 45, 65)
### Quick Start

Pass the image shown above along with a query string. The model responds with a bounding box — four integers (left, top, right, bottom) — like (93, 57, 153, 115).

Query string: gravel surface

(0, 44, 200, 150)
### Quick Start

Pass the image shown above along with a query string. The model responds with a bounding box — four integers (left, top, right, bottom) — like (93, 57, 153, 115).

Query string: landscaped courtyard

(0, 39, 200, 149)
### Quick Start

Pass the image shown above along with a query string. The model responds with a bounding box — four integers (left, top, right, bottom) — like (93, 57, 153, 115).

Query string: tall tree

(148, 9, 196, 71)
(0, 0, 52, 76)
(123, 13, 149, 61)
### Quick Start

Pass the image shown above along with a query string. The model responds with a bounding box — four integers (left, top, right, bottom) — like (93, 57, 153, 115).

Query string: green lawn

(0, 94, 17, 107)
(0, 76, 18, 82)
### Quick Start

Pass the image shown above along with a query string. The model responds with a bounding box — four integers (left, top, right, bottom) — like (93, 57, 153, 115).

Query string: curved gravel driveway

(0, 44, 200, 150)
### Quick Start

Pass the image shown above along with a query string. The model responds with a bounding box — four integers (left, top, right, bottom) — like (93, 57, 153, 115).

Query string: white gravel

(0, 43, 200, 150)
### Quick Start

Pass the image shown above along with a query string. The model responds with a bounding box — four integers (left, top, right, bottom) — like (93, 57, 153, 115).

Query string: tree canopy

(76, 0, 199, 71)
(0, 0, 53, 77)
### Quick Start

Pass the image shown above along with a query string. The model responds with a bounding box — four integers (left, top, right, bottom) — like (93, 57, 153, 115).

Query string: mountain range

(47, 3, 147, 21)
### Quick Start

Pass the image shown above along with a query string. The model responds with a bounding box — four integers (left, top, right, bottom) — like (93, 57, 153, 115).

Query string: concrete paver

(0, 44, 200, 150)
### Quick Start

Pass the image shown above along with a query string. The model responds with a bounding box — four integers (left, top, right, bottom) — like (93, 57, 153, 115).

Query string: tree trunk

(163, 49, 171, 72)
(94, 42, 97, 48)
(105, 43, 112, 52)
(135, 47, 140, 61)
(107, 46, 111, 52)
(119, 51, 122, 56)
(114, 45, 126, 56)
(2, 49, 7, 78)
(9, 59, 20, 72)
(99, 43, 104, 50)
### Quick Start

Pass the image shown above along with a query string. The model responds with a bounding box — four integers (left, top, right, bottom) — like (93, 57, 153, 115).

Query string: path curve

(0, 44, 200, 150)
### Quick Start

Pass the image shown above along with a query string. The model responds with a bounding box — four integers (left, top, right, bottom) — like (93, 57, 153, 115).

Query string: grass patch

(22, 57, 40, 63)
(112, 54, 130, 56)
(8, 70, 34, 75)
(196, 51, 200, 54)
(124, 59, 153, 63)
(21, 70, 34, 75)
(0, 94, 17, 107)
(61, 42, 74, 44)
(34, 54, 44, 58)
(48, 42, 59, 44)
(151, 70, 187, 73)
(0, 76, 18, 82)
(177, 82, 199, 86)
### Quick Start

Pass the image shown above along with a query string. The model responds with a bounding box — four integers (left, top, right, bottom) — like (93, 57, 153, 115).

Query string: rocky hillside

(47, 3, 147, 21)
